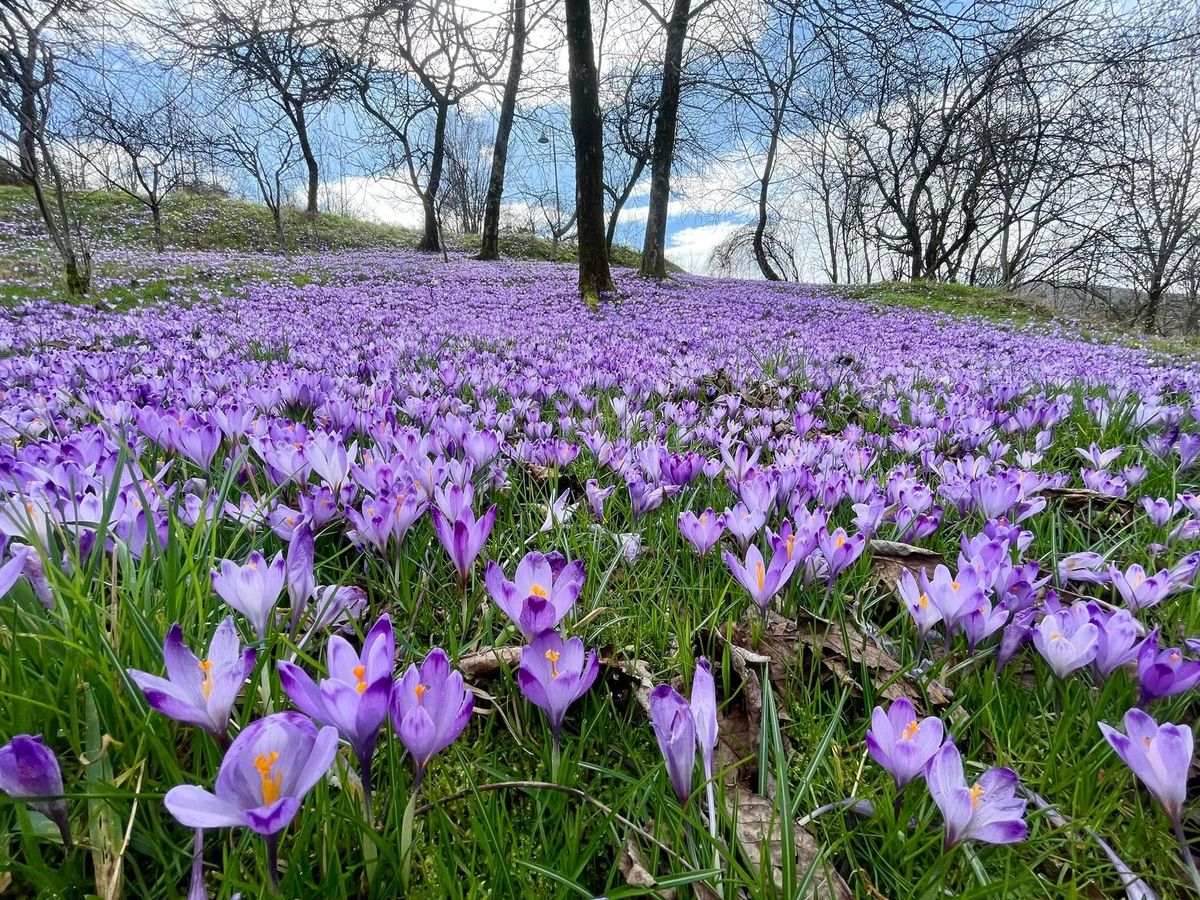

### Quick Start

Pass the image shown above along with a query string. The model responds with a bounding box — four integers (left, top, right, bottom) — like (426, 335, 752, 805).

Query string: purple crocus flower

(431, 504, 496, 589)
(0, 735, 70, 846)
(722, 542, 796, 615)
(211, 550, 286, 640)
(164, 711, 339, 834)
(1058, 552, 1110, 585)
(1032, 609, 1098, 678)
(865, 697, 944, 789)
(278, 615, 394, 810)
(0, 539, 31, 599)
(648, 684, 696, 806)
(516, 631, 599, 745)
(1099, 708, 1192, 825)
(926, 742, 1028, 849)
(995, 607, 1036, 673)
(584, 479, 615, 520)
(817, 527, 866, 580)
(1137, 630, 1200, 704)
(678, 509, 726, 556)
(897, 570, 942, 652)
(690, 658, 718, 785)
(286, 524, 316, 636)
(388, 648, 473, 785)
(127, 618, 256, 743)
(1092, 609, 1146, 679)
(1110, 563, 1171, 612)
(484, 551, 585, 640)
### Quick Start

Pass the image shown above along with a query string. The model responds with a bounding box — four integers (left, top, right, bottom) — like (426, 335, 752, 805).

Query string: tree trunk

(606, 157, 645, 252)
(151, 202, 164, 253)
(752, 117, 782, 281)
(292, 106, 319, 215)
(419, 100, 451, 253)
(479, 0, 526, 261)
(564, 0, 615, 304)
(639, 0, 692, 278)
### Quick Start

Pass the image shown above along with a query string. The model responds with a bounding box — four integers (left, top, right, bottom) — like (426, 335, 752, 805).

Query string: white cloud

(666, 221, 742, 272)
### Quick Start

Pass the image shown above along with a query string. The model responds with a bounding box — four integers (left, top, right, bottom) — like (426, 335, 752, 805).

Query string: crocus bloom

(1099, 708, 1192, 825)
(516, 631, 599, 743)
(0, 539, 31, 599)
(1110, 563, 1171, 612)
(817, 527, 866, 580)
(0, 735, 70, 846)
(211, 550, 286, 639)
(286, 524, 316, 635)
(897, 570, 943, 650)
(690, 658, 718, 784)
(1092, 609, 1145, 679)
(866, 697, 944, 789)
(723, 542, 796, 614)
(164, 711, 338, 836)
(484, 551, 585, 640)
(1137, 630, 1200, 704)
(1032, 610, 1098, 678)
(926, 741, 1027, 849)
(388, 648, 473, 784)
(584, 479, 615, 520)
(678, 509, 726, 556)
(431, 504, 496, 587)
(128, 618, 256, 743)
(1058, 551, 1111, 585)
(648, 684, 696, 806)
(278, 615, 394, 801)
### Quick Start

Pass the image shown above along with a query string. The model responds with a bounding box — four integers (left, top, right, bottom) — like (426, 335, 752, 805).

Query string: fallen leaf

(867, 539, 944, 588)
(1041, 487, 1134, 511)
(727, 784, 851, 899)
(618, 839, 676, 898)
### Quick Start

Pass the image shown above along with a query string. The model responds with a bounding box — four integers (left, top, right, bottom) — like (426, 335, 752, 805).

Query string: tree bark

(419, 99, 451, 252)
(606, 156, 645, 252)
(292, 106, 320, 215)
(752, 117, 782, 281)
(479, 0, 526, 261)
(564, 0, 615, 304)
(639, 0, 691, 278)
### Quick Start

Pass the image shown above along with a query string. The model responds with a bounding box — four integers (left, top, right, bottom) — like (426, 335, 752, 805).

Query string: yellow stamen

(199, 659, 213, 700)
(1050, 631, 1062, 640)
(530, 584, 548, 599)
(901, 720, 920, 741)
(835, 534, 846, 548)
(755, 561, 765, 591)
(353, 664, 367, 694)
(254, 752, 282, 805)
(414, 683, 427, 703)
(918, 593, 929, 608)
(969, 783, 985, 809)
(786, 534, 795, 559)
(699, 513, 709, 525)
(545, 649, 561, 678)
(1143, 736, 1153, 747)
(950, 581, 960, 591)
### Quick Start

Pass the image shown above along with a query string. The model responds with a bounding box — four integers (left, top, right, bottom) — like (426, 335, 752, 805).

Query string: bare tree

(175, 0, 351, 214)
(478, 0, 526, 260)
(354, 0, 505, 252)
(564, 0, 614, 302)
(0, 0, 91, 293)
(210, 105, 298, 252)
(441, 110, 490, 234)
(70, 56, 196, 252)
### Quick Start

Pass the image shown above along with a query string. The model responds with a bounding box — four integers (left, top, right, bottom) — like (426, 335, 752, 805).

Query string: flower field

(2, 249, 1200, 898)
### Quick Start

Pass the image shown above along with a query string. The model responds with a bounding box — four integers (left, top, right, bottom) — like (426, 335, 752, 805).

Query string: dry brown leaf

(723, 612, 952, 714)
(1041, 486, 1134, 511)
(618, 839, 677, 898)
(727, 784, 851, 900)
(867, 539, 944, 589)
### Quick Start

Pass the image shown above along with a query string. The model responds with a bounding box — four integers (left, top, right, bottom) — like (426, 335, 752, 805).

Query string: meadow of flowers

(2, 248, 1200, 898)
